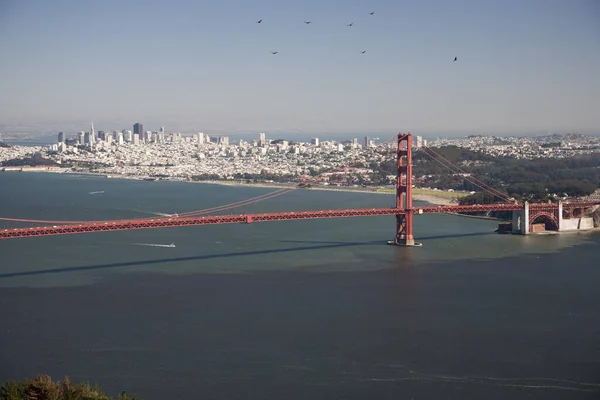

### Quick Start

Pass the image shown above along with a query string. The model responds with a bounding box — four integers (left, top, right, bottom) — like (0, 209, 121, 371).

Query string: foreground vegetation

(0, 375, 139, 400)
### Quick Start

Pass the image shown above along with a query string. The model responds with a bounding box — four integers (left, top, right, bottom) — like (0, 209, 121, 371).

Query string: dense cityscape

(1, 123, 599, 188)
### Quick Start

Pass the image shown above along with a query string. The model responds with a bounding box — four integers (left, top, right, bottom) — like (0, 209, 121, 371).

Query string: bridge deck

(1, 202, 596, 239)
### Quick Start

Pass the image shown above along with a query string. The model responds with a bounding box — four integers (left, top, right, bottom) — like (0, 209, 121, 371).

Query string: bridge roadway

(1, 202, 597, 239)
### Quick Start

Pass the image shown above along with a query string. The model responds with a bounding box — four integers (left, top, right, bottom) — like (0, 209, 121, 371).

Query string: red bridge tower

(390, 133, 422, 246)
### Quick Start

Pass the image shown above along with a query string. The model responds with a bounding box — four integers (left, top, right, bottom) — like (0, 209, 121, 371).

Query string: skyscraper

(415, 136, 423, 148)
(259, 132, 266, 146)
(133, 123, 143, 138)
(57, 132, 65, 143)
(89, 123, 95, 146)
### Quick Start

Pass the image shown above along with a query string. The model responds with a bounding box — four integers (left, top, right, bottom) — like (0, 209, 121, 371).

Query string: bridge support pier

(558, 201, 563, 231)
(511, 201, 530, 234)
(389, 132, 422, 247)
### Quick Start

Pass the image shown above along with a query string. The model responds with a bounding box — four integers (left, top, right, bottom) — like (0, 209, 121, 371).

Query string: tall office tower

(78, 131, 85, 144)
(259, 132, 266, 146)
(88, 123, 95, 146)
(415, 136, 423, 148)
(84, 132, 91, 145)
(160, 126, 165, 135)
(125, 130, 133, 142)
(364, 136, 369, 148)
(133, 133, 140, 145)
(352, 138, 358, 146)
(219, 136, 229, 146)
(57, 132, 65, 143)
(117, 131, 124, 145)
(196, 132, 204, 146)
(133, 123, 143, 138)
(145, 131, 153, 143)
(97, 130, 106, 141)
(311, 138, 319, 146)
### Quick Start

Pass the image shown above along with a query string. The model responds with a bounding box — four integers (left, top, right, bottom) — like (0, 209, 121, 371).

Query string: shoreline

(1, 169, 461, 206)
(179, 179, 460, 206)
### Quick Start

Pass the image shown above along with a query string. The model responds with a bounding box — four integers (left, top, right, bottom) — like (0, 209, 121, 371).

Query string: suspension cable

(420, 147, 511, 201)
(422, 145, 509, 199)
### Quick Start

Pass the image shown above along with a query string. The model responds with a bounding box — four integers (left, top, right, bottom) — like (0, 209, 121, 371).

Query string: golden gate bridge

(1, 133, 598, 243)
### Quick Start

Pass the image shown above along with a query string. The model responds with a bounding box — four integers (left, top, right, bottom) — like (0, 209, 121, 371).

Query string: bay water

(0, 172, 598, 399)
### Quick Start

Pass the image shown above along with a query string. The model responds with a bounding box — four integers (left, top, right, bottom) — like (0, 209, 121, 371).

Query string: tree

(0, 374, 140, 400)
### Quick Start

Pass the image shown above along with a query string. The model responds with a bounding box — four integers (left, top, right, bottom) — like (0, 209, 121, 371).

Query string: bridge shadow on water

(0, 231, 495, 279)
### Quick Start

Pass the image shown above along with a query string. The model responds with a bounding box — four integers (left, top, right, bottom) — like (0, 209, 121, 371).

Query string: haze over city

(0, 0, 599, 136)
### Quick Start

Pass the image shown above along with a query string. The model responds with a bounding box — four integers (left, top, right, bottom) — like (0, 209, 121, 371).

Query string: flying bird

(271, 51, 278, 55)
(257, 19, 262, 23)
(347, 23, 353, 26)
(453, 57, 458, 61)
(304, 21, 312, 24)
(370, 12, 374, 15)
(361, 50, 367, 54)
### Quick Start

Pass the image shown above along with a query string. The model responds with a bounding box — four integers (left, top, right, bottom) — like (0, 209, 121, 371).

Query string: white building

(415, 136, 423, 148)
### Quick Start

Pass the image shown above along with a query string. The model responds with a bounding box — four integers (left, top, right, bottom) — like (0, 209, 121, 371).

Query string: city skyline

(0, 0, 599, 135)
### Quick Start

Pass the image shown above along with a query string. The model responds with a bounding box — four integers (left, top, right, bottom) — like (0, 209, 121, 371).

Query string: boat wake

(131, 243, 176, 248)
(89, 191, 105, 195)
(149, 212, 175, 217)
(125, 209, 175, 217)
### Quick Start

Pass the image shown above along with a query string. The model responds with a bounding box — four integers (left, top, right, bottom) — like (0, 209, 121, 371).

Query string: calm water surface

(0, 172, 599, 399)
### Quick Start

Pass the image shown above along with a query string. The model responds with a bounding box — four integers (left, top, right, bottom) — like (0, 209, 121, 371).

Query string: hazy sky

(0, 0, 598, 135)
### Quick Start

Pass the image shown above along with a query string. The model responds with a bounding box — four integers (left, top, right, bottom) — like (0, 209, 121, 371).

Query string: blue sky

(0, 0, 598, 136)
